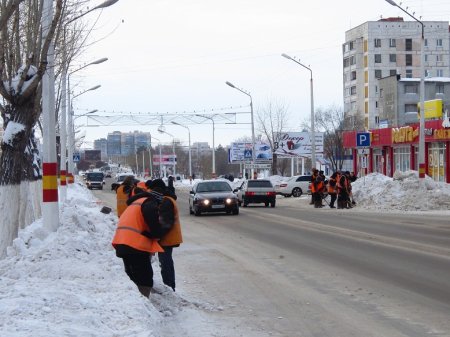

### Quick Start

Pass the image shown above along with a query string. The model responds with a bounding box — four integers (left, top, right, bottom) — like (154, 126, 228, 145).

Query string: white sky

(0, 173, 449, 336)
(71, 0, 450, 148)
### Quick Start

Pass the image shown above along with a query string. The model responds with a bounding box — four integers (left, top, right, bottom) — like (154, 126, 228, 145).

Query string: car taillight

(266, 191, 276, 196)
(245, 191, 255, 196)
(280, 184, 287, 187)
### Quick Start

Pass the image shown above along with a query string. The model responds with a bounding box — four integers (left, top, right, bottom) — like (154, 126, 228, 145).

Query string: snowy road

(93, 183, 450, 337)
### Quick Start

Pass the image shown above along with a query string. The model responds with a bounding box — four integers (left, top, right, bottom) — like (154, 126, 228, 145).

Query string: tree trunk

(0, 98, 41, 185)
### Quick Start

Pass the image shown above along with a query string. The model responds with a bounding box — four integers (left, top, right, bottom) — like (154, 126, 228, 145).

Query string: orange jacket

(159, 196, 183, 247)
(112, 197, 164, 253)
(116, 185, 129, 217)
(311, 181, 324, 193)
(328, 178, 337, 194)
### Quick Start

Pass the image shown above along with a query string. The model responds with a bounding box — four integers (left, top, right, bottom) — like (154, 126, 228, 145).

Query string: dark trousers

(158, 246, 176, 290)
(329, 193, 337, 207)
(122, 254, 153, 287)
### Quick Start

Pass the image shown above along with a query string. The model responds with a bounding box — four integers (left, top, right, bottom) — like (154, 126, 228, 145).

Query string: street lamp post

(172, 121, 192, 178)
(67, 59, 107, 180)
(148, 134, 160, 178)
(226, 81, 256, 178)
(196, 115, 216, 177)
(281, 53, 316, 170)
(385, 0, 425, 178)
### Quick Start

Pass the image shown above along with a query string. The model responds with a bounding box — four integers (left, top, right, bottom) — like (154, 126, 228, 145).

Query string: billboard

(229, 142, 272, 163)
(153, 154, 177, 165)
(84, 150, 101, 161)
(417, 99, 444, 119)
(273, 132, 323, 157)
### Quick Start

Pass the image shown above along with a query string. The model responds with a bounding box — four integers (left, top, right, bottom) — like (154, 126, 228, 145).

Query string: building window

(343, 58, 350, 67)
(390, 69, 397, 76)
(425, 69, 430, 77)
(389, 54, 396, 62)
(350, 86, 357, 95)
(405, 69, 413, 78)
(380, 88, 383, 98)
(374, 38, 381, 48)
(351, 71, 357, 80)
(425, 54, 428, 62)
(389, 38, 396, 47)
(436, 54, 443, 62)
(437, 39, 443, 47)
(349, 41, 354, 50)
(405, 54, 412, 66)
(404, 84, 417, 94)
(350, 55, 356, 65)
(375, 54, 382, 63)
(436, 84, 444, 94)
(375, 69, 382, 79)
(405, 39, 412, 51)
(351, 101, 357, 110)
(343, 44, 349, 53)
(437, 69, 443, 77)
(405, 104, 417, 113)
(424, 39, 428, 47)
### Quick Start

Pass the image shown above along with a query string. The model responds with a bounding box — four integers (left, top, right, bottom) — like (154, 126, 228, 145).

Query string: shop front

(343, 119, 450, 183)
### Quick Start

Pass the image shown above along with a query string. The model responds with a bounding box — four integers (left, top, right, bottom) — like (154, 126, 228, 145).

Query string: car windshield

(117, 175, 133, 182)
(86, 173, 104, 181)
(196, 182, 232, 193)
(247, 180, 273, 188)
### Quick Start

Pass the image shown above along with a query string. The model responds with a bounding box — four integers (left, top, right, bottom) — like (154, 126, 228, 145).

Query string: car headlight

(225, 198, 233, 204)
(203, 199, 210, 205)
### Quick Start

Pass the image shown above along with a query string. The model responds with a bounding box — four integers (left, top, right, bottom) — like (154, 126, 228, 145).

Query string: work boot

(137, 286, 152, 298)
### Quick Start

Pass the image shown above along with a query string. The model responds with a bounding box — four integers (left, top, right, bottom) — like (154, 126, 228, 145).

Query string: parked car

(189, 180, 239, 216)
(274, 175, 311, 197)
(236, 179, 276, 207)
(111, 173, 135, 191)
(85, 172, 105, 190)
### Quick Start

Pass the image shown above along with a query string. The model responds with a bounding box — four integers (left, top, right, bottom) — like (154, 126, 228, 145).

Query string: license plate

(211, 205, 225, 209)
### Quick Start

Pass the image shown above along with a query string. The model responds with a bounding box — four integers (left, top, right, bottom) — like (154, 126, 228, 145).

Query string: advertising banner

(153, 154, 177, 165)
(273, 132, 323, 157)
(229, 142, 272, 163)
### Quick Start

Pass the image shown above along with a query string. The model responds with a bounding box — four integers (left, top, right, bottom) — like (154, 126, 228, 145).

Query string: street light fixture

(281, 53, 316, 170)
(73, 109, 98, 121)
(384, 0, 425, 178)
(172, 121, 192, 178)
(196, 114, 216, 177)
(72, 85, 101, 99)
(226, 81, 256, 178)
(67, 58, 107, 181)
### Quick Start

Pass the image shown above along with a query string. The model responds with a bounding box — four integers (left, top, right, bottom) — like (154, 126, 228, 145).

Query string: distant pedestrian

(167, 176, 176, 196)
(116, 176, 137, 217)
(328, 172, 338, 208)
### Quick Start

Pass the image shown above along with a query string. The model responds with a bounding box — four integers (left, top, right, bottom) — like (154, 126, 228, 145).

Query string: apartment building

(343, 17, 450, 130)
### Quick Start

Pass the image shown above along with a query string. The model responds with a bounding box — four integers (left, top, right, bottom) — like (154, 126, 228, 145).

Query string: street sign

(356, 132, 370, 147)
(361, 155, 367, 169)
(357, 148, 370, 155)
(73, 153, 80, 162)
(244, 163, 272, 170)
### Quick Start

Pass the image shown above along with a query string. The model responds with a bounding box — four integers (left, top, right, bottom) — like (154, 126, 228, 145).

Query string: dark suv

(237, 179, 276, 207)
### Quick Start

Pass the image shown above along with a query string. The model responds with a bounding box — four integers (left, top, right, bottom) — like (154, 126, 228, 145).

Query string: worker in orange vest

(116, 176, 137, 217)
(311, 175, 325, 208)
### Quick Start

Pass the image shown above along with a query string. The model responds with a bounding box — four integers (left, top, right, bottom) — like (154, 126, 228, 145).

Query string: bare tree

(256, 99, 290, 175)
(302, 105, 364, 172)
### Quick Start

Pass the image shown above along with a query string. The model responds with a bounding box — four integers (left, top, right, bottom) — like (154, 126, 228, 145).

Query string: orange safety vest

(328, 178, 337, 194)
(311, 181, 324, 193)
(116, 185, 130, 217)
(112, 197, 164, 253)
(137, 181, 147, 190)
(159, 196, 183, 247)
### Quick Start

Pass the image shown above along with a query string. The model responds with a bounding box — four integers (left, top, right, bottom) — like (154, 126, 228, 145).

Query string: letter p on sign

(356, 132, 371, 147)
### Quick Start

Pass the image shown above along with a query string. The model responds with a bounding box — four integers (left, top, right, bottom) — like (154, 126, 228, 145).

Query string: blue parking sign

(356, 132, 370, 147)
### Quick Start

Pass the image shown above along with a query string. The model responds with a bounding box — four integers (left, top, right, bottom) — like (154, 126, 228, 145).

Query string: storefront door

(428, 143, 446, 182)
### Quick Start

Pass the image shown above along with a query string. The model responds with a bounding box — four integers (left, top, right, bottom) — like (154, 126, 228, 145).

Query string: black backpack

(140, 193, 174, 239)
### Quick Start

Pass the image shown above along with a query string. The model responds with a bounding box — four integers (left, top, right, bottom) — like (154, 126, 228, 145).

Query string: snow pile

(352, 171, 450, 211)
(0, 183, 164, 337)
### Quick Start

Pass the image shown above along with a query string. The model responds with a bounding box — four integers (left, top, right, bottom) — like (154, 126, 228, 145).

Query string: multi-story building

(104, 131, 151, 158)
(378, 75, 450, 127)
(343, 17, 450, 130)
(94, 138, 108, 161)
(107, 131, 122, 157)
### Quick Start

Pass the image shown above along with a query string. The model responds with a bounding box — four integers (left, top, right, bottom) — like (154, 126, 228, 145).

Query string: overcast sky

(72, 0, 449, 149)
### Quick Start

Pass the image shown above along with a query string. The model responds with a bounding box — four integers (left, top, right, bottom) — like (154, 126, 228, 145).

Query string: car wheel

(194, 208, 202, 216)
(243, 201, 248, 207)
(232, 207, 239, 215)
(271, 201, 276, 207)
(292, 187, 302, 198)
(265, 201, 269, 207)
(189, 205, 194, 215)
